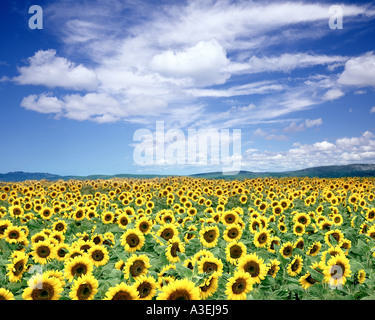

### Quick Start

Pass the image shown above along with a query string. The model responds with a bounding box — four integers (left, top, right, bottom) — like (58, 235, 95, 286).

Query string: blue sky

(1, 0, 375, 176)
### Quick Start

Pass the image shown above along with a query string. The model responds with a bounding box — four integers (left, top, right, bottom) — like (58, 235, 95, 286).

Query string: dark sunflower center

(232, 278, 246, 294)
(77, 283, 92, 300)
(126, 234, 140, 247)
(244, 261, 260, 277)
(161, 228, 174, 241)
(130, 260, 145, 277)
(291, 260, 300, 272)
(167, 289, 191, 300)
(72, 263, 88, 277)
(13, 260, 25, 276)
(258, 233, 267, 244)
(92, 250, 104, 261)
(31, 283, 54, 300)
(227, 228, 238, 239)
(9, 231, 19, 239)
(170, 243, 180, 257)
(203, 262, 218, 274)
(283, 246, 292, 256)
(331, 262, 345, 279)
(138, 282, 152, 298)
(55, 223, 64, 231)
(229, 245, 242, 259)
(37, 246, 50, 258)
(204, 230, 217, 243)
(120, 217, 128, 226)
(225, 214, 235, 224)
(112, 291, 132, 300)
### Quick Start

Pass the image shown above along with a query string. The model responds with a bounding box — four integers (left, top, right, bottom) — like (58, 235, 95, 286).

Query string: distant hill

(0, 171, 168, 182)
(191, 164, 375, 179)
(0, 164, 374, 182)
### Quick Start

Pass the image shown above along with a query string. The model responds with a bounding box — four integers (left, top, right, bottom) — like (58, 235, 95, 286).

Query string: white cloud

(242, 131, 375, 171)
(11, 1, 375, 125)
(254, 128, 288, 141)
(149, 39, 230, 87)
(21, 93, 64, 114)
(338, 52, 375, 88)
(14, 49, 98, 91)
(323, 88, 345, 101)
(370, 106, 375, 113)
(284, 118, 322, 132)
(224, 53, 348, 74)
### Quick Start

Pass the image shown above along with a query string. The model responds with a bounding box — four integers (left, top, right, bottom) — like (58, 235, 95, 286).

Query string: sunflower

(293, 212, 311, 226)
(225, 241, 247, 265)
(237, 253, 267, 284)
(23, 274, 63, 300)
(293, 223, 305, 237)
(267, 259, 280, 278)
(223, 224, 242, 242)
(367, 225, 375, 240)
(6, 252, 28, 282)
(156, 278, 200, 300)
(225, 271, 253, 300)
(123, 254, 151, 279)
(323, 253, 351, 288)
(280, 241, 294, 258)
(31, 240, 56, 265)
(52, 220, 68, 233)
(39, 207, 53, 220)
(136, 217, 153, 235)
(0, 288, 14, 300)
(253, 229, 271, 248)
(278, 221, 288, 233)
(268, 236, 281, 253)
(184, 225, 197, 242)
(299, 272, 318, 289)
(365, 208, 375, 222)
(69, 274, 98, 300)
(306, 241, 322, 256)
(221, 211, 239, 226)
(0, 219, 13, 239)
(199, 225, 220, 248)
(8, 205, 24, 218)
(101, 211, 115, 224)
(87, 244, 109, 267)
(332, 213, 344, 226)
(357, 269, 366, 284)
(64, 255, 93, 282)
(198, 256, 223, 277)
(294, 237, 304, 251)
(134, 275, 157, 300)
(104, 282, 139, 300)
(199, 274, 219, 300)
(324, 229, 344, 247)
(4, 225, 26, 244)
(121, 229, 145, 253)
(156, 223, 179, 245)
(287, 255, 304, 276)
(165, 236, 185, 263)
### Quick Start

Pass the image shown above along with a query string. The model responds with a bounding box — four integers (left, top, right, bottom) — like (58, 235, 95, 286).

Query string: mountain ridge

(0, 163, 374, 182)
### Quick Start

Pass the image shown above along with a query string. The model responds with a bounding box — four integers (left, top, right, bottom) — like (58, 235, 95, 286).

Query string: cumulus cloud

(13, 50, 99, 91)
(242, 131, 375, 171)
(149, 39, 230, 87)
(337, 52, 375, 88)
(10, 0, 375, 125)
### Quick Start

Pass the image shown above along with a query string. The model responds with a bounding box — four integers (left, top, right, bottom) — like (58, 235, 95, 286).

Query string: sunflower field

(1, 176, 375, 300)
